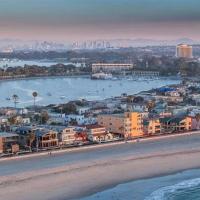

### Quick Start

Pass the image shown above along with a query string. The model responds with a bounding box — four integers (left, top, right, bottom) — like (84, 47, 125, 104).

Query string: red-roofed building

(75, 131, 88, 145)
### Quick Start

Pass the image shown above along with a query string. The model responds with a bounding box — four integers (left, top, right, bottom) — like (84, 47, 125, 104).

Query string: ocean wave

(145, 178, 200, 200)
(14, 85, 35, 97)
(18, 96, 43, 105)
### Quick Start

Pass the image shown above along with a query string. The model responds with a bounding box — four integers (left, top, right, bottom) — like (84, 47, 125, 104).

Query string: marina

(0, 76, 180, 107)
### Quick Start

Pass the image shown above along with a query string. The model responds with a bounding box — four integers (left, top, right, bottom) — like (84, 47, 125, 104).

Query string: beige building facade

(98, 112, 143, 138)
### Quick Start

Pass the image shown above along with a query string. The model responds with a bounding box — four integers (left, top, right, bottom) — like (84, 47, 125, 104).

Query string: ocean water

(0, 76, 180, 107)
(81, 169, 200, 200)
(145, 178, 200, 200)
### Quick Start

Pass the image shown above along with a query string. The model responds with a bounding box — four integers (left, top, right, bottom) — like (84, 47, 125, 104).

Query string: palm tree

(32, 91, 38, 109)
(147, 100, 156, 112)
(12, 94, 19, 108)
(126, 95, 135, 103)
(28, 132, 35, 152)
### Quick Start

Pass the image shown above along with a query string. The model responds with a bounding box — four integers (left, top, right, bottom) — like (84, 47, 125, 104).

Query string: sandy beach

(1, 132, 200, 200)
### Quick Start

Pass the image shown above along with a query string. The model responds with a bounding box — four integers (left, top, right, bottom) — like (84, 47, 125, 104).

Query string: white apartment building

(92, 63, 133, 73)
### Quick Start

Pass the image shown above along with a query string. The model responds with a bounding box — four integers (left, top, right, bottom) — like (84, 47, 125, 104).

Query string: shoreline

(1, 132, 200, 200)
(2, 148, 200, 200)
(79, 154, 200, 200)
(0, 74, 90, 82)
(81, 167, 200, 200)
(0, 74, 179, 83)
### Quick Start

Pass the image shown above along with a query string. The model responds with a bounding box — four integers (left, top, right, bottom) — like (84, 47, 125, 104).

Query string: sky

(0, 0, 200, 42)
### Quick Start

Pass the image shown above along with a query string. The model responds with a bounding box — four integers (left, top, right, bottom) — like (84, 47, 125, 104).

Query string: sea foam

(145, 177, 200, 200)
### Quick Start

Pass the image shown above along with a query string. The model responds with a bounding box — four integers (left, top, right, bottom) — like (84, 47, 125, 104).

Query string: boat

(6, 98, 11, 101)
(91, 72, 113, 80)
(47, 92, 52, 96)
(127, 77, 133, 81)
(60, 96, 66, 99)
(87, 91, 93, 95)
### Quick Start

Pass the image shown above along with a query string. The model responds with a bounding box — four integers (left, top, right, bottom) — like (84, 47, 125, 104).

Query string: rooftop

(85, 124, 105, 129)
(160, 117, 186, 124)
(35, 128, 54, 137)
(0, 132, 19, 138)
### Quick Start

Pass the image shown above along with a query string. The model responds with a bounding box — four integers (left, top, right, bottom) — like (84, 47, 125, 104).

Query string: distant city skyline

(0, 0, 200, 42)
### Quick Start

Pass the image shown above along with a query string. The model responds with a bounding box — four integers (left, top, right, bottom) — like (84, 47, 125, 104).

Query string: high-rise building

(176, 44, 193, 59)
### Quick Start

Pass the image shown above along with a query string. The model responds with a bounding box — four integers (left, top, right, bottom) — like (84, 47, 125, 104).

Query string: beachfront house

(57, 127, 77, 146)
(15, 126, 37, 150)
(74, 130, 88, 145)
(191, 116, 200, 130)
(84, 124, 111, 143)
(143, 119, 161, 136)
(0, 132, 19, 154)
(35, 128, 59, 149)
(160, 116, 192, 133)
